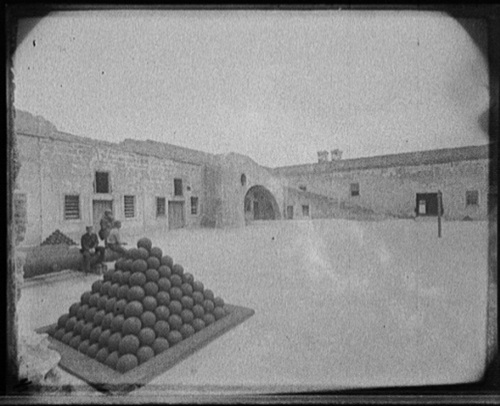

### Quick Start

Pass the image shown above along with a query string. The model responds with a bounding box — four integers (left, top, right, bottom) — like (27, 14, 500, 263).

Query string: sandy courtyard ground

(17, 218, 490, 396)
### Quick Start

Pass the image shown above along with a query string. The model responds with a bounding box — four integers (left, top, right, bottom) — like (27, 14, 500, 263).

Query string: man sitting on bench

(81, 226, 105, 274)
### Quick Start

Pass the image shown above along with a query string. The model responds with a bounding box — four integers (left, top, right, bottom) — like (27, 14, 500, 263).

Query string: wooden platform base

(36, 304, 254, 393)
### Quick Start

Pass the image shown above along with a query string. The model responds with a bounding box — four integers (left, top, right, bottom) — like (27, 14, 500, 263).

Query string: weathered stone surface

(278, 155, 489, 221)
(13, 190, 62, 389)
(18, 329, 61, 386)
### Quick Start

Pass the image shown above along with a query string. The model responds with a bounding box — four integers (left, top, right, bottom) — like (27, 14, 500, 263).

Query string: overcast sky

(12, 9, 490, 167)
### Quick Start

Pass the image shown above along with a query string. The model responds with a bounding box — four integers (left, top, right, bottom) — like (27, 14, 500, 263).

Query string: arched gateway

(244, 185, 281, 221)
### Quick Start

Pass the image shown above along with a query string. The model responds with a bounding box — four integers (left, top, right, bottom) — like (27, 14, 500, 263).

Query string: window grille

(466, 190, 479, 206)
(64, 195, 80, 220)
(124, 195, 135, 218)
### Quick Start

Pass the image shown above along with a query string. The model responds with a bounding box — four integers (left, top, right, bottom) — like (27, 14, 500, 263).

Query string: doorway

(168, 201, 185, 230)
(416, 193, 442, 216)
(244, 185, 280, 222)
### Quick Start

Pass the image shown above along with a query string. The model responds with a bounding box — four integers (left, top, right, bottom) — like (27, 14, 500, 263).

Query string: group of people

(80, 210, 129, 274)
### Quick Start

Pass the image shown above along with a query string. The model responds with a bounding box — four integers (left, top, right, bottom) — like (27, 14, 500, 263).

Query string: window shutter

(64, 195, 80, 219)
(124, 195, 135, 218)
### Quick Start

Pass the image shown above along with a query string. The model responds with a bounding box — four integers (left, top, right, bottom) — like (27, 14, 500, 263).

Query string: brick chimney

(331, 149, 343, 161)
(317, 150, 329, 163)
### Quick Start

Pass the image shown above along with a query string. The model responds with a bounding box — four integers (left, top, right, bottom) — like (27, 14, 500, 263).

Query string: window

(466, 190, 479, 206)
(191, 197, 199, 215)
(156, 197, 166, 217)
(64, 195, 80, 220)
(287, 205, 294, 219)
(95, 171, 110, 193)
(350, 182, 360, 197)
(241, 174, 247, 186)
(124, 195, 135, 218)
(174, 178, 183, 196)
(302, 205, 310, 217)
(299, 185, 307, 192)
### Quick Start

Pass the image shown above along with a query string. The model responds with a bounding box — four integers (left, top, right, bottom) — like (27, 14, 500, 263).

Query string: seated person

(99, 209, 115, 245)
(80, 226, 105, 274)
(106, 220, 129, 257)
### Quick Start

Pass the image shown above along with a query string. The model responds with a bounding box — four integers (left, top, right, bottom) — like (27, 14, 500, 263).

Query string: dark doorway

(244, 185, 280, 222)
(416, 193, 443, 216)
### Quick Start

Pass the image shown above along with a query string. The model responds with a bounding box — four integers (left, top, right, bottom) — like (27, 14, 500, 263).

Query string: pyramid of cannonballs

(41, 229, 77, 246)
(47, 237, 228, 374)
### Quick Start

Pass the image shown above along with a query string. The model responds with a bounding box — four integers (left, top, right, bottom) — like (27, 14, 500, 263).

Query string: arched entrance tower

(244, 185, 281, 222)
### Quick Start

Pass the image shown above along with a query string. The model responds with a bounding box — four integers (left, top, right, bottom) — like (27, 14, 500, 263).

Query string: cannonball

(136, 346, 155, 365)
(167, 330, 183, 346)
(137, 247, 150, 260)
(158, 265, 172, 279)
(142, 296, 157, 312)
(140, 311, 157, 329)
(138, 328, 156, 347)
(168, 300, 182, 315)
(169, 287, 183, 301)
(154, 305, 170, 321)
(157, 278, 171, 292)
(118, 335, 140, 356)
(153, 320, 170, 339)
(123, 301, 143, 318)
(181, 296, 194, 310)
(128, 285, 146, 302)
(122, 317, 142, 336)
(160, 256, 173, 269)
(192, 318, 206, 332)
(137, 237, 153, 252)
(132, 259, 148, 273)
(146, 256, 160, 270)
(145, 269, 160, 283)
(150, 247, 163, 260)
(180, 324, 195, 339)
(152, 337, 170, 355)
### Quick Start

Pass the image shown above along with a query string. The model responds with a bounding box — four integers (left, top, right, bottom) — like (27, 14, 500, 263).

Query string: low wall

(22, 245, 121, 279)
(284, 187, 390, 221)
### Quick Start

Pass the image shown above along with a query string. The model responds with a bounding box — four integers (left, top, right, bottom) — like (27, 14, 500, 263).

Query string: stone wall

(284, 187, 335, 219)
(201, 163, 223, 228)
(284, 187, 386, 220)
(279, 159, 489, 220)
(15, 130, 205, 247)
(16, 108, 491, 246)
(215, 153, 286, 228)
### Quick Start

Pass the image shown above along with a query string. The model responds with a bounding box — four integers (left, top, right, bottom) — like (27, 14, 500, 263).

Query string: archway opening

(244, 185, 280, 222)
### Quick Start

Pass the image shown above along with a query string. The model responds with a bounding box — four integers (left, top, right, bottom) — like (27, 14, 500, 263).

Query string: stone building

(275, 145, 491, 221)
(14, 110, 286, 248)
(14, 109, 492, 250)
